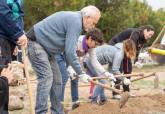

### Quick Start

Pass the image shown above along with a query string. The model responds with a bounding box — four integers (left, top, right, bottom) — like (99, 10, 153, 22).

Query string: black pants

(0, 76, 9, 114)
(113, 57, 132, 96)
(0, 38, 15, 113)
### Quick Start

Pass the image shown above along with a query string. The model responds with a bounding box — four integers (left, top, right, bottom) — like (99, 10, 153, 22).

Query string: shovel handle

(92, 73, 144, 80)
(115, 72, 156, 87)
(89, 79, 122, 94)
(21, 47, 35, 114)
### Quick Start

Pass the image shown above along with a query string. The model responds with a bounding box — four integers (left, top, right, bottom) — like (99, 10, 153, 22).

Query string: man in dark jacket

(0, 64, 13, 114)
(109, 25, 155, 98)
(0, 0, 27, 113)
(0, 0, 27, 59)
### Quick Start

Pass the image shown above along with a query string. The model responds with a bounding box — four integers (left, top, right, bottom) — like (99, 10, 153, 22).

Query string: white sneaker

(112, 95, 121, 100)
(129, 93, 136, 97)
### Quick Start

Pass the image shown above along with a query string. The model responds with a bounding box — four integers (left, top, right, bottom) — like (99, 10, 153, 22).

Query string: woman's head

(138, 25, 155, 40)
(86, 28, 104, 48)
(123, 39, 136, 60)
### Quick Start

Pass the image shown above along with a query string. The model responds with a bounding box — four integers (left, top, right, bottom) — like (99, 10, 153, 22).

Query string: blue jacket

(0, 0, 24, 43)
(34, 11, 83, 75)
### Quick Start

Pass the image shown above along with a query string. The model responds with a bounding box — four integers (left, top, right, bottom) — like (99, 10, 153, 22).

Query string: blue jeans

(27, 41, 64, 114)
(55, 53, 79, 103)
(92, 79, 106, 102)
(84, 58, 106, 102)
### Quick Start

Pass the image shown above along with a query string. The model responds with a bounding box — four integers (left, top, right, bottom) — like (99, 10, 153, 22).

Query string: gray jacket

(34, 11, 83, 74)
(87, 43, 124, 74)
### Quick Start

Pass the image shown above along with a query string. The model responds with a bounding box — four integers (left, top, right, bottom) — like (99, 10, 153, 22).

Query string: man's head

(139, 25, 155, 40)
(81, 5, 101, 32)
(85, 28, 104, 49)
(123, 39, 136, 60)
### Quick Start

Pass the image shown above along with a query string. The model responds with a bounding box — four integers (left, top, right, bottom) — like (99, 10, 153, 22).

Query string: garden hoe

(89, 78, 129, 108)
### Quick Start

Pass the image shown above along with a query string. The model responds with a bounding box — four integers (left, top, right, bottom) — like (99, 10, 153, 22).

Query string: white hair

(80, 5, 101, 18)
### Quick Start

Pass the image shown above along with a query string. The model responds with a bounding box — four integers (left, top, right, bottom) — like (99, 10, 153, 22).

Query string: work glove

(79, 73, 92, 83)
(104, 72, 116, 82)
(123, 78, 131, 85)
(111, 80, 115, 88)
(67, 66, 78, 80)
(135, 62, 143, 69)
(67, 66, 77, 80)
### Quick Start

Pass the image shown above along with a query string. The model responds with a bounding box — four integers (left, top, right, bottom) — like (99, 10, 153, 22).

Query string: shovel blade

(119, 92, 129, 108)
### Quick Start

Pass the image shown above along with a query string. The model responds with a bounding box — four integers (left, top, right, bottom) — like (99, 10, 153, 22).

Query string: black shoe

(72, 102, 80, 110)
(98, 99, 107, 105)
(88, 96, 92, 99)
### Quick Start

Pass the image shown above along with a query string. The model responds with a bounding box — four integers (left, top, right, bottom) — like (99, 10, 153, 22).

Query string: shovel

(89, 79, 129, 108)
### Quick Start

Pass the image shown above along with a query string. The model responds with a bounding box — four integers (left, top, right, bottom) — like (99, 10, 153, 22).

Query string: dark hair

(86, 28, 104, 45)
(138, 25, 155, 32)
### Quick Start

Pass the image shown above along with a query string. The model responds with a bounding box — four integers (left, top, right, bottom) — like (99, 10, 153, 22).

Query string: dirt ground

(9, 65, 165, 114)
(69, 91, 165, 114)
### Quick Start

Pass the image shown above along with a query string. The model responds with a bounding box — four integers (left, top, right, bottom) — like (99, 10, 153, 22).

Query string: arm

(65, 22, 83, 75)
(0, 0, 24, 41)
(88, 48, 106, 75)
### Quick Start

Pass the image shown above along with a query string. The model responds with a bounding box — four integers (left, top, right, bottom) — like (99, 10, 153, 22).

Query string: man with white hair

(26, 5, 101, 114)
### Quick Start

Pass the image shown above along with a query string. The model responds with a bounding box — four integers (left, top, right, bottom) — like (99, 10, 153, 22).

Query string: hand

(111, 81, 115, 88)
(104, 72, 116, 82)
(67, 66, 77, 80)
(123, 78, 131, 85)
(1, 64, 13, 83)
(135, 62, 143, 69)
(79, 73, 92, 83)
(17, 34, 28, 48)
(13, 46, 19, 56)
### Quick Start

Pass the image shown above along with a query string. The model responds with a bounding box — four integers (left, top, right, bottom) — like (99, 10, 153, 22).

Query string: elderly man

(26, 5, 101, 114)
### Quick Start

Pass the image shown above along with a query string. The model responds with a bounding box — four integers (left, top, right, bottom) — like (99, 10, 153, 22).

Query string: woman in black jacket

(0, 64, 13, 114)
(109, 25, 155, 98)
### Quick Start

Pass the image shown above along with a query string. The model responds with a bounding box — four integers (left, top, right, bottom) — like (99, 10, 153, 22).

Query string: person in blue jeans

(26, 6, 101, 114)
(84, 39, 137, 105)
(55, 53, 79, 110)
(55, 27, 109, 110)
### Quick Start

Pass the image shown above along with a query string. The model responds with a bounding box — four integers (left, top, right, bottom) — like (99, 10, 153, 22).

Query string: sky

(144, 0, 165, 10)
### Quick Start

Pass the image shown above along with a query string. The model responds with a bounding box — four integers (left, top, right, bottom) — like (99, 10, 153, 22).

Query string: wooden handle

(115, 72, 156, 87)
(151, 26, 165, 47)
(92, 73, 144, 80)
(21, 47, 35, 114)
(131, 72, 156, 82)
(89, 79, 122, 94)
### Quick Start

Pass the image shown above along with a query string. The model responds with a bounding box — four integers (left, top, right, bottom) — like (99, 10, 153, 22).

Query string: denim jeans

(55, 53, 79, 102)
(92, 79, 106, 102)
(27, 41, 64, 114)
(84, 59, 106, 102)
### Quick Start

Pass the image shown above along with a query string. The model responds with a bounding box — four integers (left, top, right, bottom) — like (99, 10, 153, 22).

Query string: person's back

(96, 44, 123, 64)
(109, 28, 135, 45)
(34, 11, 82, 54)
